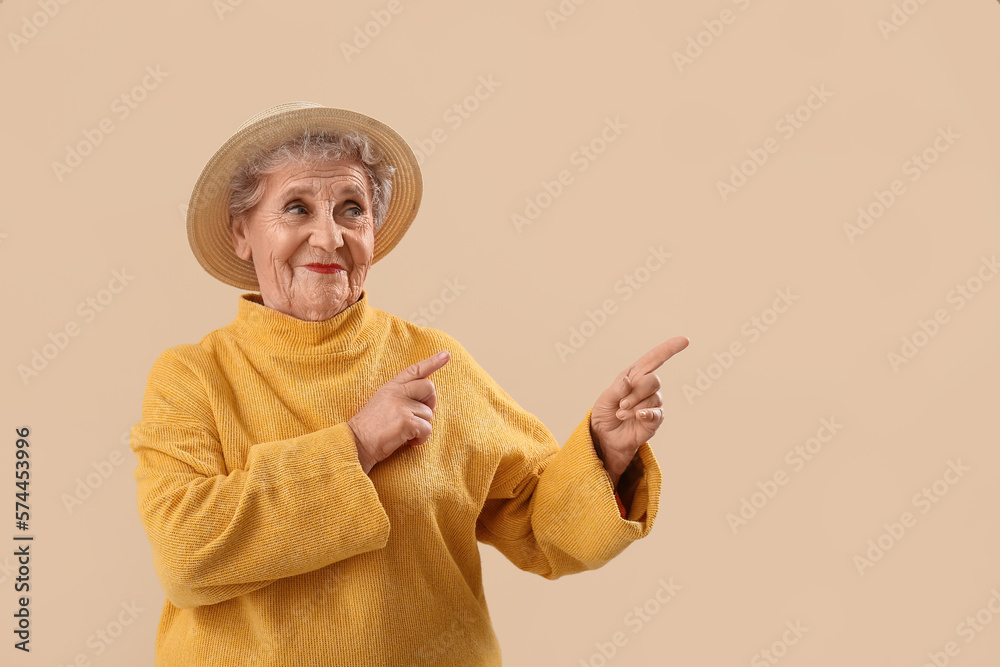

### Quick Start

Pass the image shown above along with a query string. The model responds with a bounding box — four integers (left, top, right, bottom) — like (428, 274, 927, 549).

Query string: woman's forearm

(133, 420, 390, 608)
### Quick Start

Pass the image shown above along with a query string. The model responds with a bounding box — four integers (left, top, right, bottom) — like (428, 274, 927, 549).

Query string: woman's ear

(230, 215, 252, 261)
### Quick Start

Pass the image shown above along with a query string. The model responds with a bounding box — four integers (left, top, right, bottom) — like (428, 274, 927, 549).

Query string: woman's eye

(285, 204, 307, 215)
(347, 207, 363, 218)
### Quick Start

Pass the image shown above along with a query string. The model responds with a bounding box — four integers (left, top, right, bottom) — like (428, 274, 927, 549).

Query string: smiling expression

(230, 159, 375, 321)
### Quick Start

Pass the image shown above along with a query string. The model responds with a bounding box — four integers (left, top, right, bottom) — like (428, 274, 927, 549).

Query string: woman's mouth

(303, 264, 344, 274)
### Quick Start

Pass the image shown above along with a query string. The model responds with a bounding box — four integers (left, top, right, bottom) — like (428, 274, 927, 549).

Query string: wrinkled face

(230, 159, 375, 321)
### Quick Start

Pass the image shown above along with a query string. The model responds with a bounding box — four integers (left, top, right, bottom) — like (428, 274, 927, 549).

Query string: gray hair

(228, 129, 396, 231)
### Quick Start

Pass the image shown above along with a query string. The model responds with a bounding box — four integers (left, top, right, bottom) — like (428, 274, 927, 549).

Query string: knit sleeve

(459, 347, 662, 579)
(130, 348, 390, 609)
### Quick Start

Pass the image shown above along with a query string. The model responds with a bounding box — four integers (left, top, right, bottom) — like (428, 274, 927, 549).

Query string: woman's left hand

(589, 336, 690, 486)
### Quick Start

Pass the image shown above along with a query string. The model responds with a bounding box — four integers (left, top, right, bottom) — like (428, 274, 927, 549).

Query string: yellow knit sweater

(130, 290, 662, 666)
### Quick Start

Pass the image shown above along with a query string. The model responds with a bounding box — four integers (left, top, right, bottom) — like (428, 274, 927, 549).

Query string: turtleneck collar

(230, 289, 380, 355)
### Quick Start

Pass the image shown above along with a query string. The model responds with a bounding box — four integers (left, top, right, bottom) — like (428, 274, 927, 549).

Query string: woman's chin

(291, 294, 355, 321)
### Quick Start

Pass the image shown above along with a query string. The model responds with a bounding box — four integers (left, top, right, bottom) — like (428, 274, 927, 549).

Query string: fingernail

(437, 351, 449, 359)
(620, 399, 631, 409)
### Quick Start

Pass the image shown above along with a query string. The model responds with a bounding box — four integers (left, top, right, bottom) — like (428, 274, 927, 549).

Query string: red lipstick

(303, 263, 344, 274)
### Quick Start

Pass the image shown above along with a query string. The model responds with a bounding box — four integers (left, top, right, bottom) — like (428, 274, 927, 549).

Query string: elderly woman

(130, 102, 688, 665)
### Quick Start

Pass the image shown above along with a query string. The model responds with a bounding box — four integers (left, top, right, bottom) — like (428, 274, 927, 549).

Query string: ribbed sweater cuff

(531, 409, 662, 568)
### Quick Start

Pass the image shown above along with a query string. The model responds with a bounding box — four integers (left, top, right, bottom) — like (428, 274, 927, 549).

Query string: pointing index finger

(403, 350, 451, 381)
(629, 336, 690, 378)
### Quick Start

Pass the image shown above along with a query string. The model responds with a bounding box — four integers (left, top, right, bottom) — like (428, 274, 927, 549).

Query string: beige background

(3, 0, 999, 664)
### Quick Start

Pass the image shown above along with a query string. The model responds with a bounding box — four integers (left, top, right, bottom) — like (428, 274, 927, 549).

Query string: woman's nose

(308, 211, 344, 250)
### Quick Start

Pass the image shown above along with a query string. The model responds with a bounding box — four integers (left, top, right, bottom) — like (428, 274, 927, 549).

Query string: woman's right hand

(347, 350, 451, 474)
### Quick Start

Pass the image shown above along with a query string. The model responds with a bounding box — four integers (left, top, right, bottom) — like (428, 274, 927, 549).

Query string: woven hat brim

(187, 103, 422, 291)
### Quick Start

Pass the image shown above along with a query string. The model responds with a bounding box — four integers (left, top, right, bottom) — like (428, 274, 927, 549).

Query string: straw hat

(186, 102, 422, 290)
